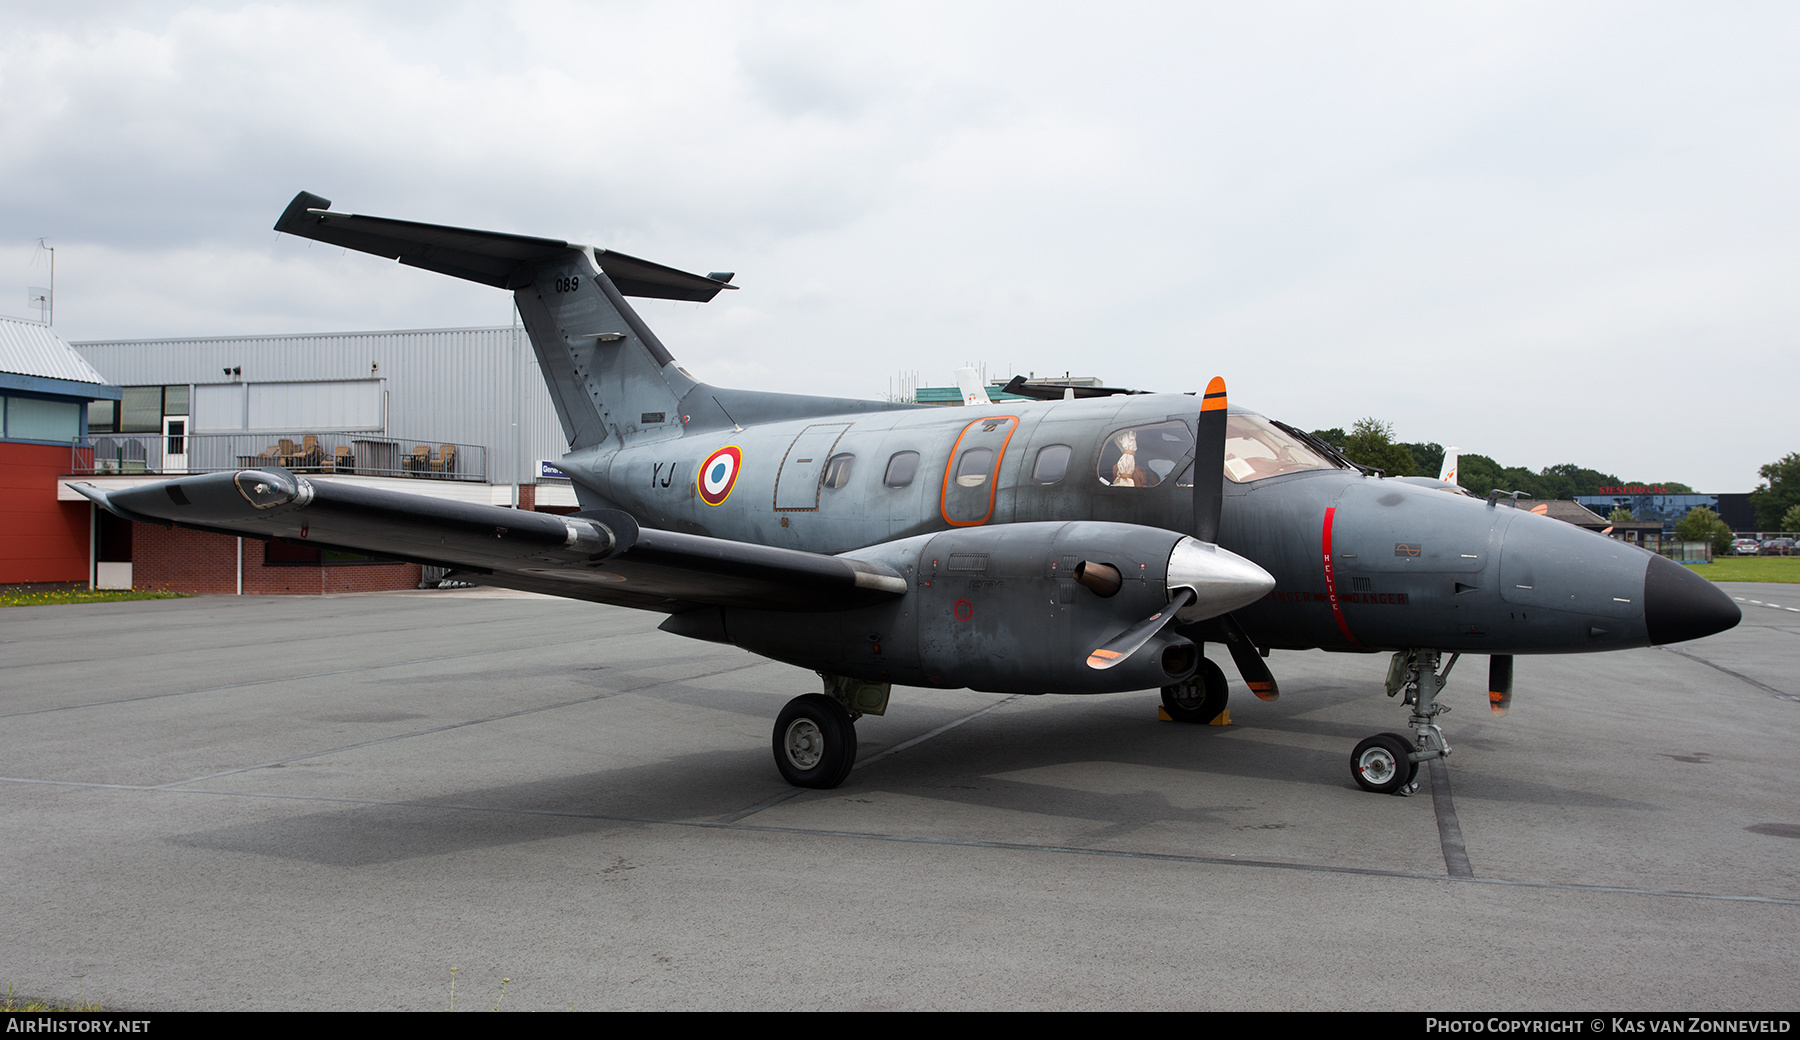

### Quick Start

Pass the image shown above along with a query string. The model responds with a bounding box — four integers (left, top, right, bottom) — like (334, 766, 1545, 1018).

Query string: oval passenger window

(1033, 444, 1072, 484)
(884, 451, 919, 488)
(822, 453, 855, 489)
(955, 447, 994, 487)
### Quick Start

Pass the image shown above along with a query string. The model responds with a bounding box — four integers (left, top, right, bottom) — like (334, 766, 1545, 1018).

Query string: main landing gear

(1161, 658, 1229, 724)
(771, 674, 890, 789)
(1351, 649, 1459, 795)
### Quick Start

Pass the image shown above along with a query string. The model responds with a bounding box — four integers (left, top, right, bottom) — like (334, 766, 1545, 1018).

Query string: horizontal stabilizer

(274, 191, 737, 301)
(75, 470, 903, 613)
(998, 375, 1148, 401)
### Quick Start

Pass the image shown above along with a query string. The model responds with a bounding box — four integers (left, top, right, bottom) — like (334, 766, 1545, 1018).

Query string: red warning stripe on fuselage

(1321, 506, 1359, 646)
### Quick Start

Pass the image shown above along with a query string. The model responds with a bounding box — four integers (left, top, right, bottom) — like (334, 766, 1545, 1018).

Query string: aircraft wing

(273, 191, 736, 302)
(71, 470, 906, 613)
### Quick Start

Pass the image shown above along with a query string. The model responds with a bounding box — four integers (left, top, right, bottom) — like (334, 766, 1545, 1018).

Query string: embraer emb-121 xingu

(77, 192, 1741, 794)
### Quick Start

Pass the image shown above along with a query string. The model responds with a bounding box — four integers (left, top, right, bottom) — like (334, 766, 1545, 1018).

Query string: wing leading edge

(73, 470, 905, 613)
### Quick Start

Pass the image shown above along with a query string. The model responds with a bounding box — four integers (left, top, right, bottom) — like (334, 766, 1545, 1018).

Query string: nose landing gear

(1351, 649, 1459, 795)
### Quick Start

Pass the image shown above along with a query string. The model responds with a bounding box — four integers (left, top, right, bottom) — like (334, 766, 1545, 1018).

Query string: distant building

(0, 316, 119, 585)
(1573, 493, 1755, 534)
(63, 326, 576, 595)
(913, 385, 1031, 406)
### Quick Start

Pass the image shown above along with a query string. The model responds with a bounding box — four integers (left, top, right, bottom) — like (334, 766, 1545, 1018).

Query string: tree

(1751, 453, 1800, 530)
(1782, 504, 1800, 535)
(1675, 506, 1732, 555)
(1398, 441, 1444, 479)
(1339, 418, 1417, 477)
(1608, 506, 1635, 523)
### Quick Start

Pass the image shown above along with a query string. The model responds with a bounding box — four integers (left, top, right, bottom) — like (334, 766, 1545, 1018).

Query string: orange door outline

(939, 415, 1019, 527)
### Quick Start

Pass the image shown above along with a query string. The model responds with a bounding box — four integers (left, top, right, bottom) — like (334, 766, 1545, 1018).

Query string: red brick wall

(0, 442, 90, 583)
(131, 524, 422, 595)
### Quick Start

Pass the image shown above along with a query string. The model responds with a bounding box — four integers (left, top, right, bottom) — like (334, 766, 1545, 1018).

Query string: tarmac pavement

(2, 582, 1795, 1011)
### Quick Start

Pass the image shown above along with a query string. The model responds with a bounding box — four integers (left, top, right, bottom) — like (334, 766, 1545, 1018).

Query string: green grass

(1, 983, 102, 1012)
(1684, 556, 1800, 583)
(0, 589, 189, 608)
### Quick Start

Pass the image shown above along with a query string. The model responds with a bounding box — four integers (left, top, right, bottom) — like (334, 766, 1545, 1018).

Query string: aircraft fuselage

(557, 391, 1725, 670)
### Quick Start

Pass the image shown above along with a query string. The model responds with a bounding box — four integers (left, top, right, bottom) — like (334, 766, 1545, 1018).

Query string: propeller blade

(1488, 654, 1514, 715)
(1086, 587, 1196, 670)
(1193, 376, 1227, 544)
(1222, 613, 1279, 701)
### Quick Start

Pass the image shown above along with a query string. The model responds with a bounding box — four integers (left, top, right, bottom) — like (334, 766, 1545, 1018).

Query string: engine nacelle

(663, 521, 1272, 695)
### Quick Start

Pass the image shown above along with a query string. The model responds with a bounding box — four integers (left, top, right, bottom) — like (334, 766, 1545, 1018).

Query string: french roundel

(697, 446, 743, 506)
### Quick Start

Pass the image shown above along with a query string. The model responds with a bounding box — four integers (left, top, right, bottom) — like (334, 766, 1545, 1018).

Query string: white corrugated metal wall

(72, 326, 566, 487)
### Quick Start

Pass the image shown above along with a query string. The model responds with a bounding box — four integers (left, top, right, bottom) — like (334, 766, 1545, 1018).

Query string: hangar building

(64, 325, 575, 594)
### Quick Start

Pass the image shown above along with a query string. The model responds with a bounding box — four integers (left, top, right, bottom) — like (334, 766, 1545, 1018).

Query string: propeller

(1222, 613, 1280, 702)
(1085, 375, 1277, 672)
(1488, 654, 1513, 715)
(1087, 587, 1196, 669)
(1193, 375, 1226, 544)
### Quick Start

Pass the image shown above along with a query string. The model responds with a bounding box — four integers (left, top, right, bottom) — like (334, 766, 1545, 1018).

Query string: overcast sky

(3, 1, 1795, 490)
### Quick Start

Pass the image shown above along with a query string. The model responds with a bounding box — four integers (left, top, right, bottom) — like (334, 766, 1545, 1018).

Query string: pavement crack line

(3, 777, 1794, 907)
(713, 694, 1024, 824)
(1655, 645, 1797, 701)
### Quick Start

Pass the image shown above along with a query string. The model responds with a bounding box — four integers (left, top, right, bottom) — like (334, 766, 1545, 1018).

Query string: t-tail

(276, 191, 737, 450)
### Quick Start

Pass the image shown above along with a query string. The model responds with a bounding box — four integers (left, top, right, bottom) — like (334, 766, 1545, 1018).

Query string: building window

(2, 395, 80, 442)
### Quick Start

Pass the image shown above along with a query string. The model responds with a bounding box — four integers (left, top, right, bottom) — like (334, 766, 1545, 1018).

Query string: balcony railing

(70, 432, 487, 482)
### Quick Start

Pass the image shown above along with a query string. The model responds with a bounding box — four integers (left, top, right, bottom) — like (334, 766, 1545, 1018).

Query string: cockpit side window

(1095, 420, 1193, 488)
(1223, 413, 1336, 482)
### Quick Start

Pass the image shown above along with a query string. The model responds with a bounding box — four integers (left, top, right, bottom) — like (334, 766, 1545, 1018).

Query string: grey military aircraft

(76, 191, 1742, 796)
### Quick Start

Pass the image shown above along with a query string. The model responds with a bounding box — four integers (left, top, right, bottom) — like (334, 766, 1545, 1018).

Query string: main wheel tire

(1351, 733, 1416, 794)
(1161, 658, 1229, 724)
(773, 693, 858, 789)
(1381, 731, 1421, 787)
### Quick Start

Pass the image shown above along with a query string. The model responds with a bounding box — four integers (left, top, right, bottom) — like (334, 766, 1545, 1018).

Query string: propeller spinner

(1085, 377, 1275, 670)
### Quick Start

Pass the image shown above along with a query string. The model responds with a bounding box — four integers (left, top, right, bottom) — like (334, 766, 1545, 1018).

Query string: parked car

(1732, 538, 1762, 555)
(1761, 537, 1797, 556)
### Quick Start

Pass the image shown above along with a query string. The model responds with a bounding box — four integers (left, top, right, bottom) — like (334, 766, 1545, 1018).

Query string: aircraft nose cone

(1643, 554, 1741, 645)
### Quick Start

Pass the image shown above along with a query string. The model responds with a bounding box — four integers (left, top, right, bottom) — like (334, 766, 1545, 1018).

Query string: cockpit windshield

(1224, 413, 1340, 483)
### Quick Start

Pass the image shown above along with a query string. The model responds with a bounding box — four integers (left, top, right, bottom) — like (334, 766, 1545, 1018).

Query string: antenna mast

(30, 238, 54, 325)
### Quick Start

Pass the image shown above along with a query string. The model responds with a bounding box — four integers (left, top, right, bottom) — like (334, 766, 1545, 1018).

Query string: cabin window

(883, 451, 919, 488)
(1096, 420, 1193, 488)
(822, 453, 855, 489)
(1223, 413, 1335, 483)
(1033, 444, 1073, 484)
(955, 447, 995, 487)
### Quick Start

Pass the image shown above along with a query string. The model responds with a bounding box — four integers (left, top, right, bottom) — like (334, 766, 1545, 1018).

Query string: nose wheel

(1351, 732, 1421, 794)
(1351, 650, 1459, 795)
(773, 693, 858, 789)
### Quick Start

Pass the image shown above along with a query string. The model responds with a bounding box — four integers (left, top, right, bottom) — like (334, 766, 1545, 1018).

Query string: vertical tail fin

(273, 191, 736, 449)
(512, 251, 696, 448)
